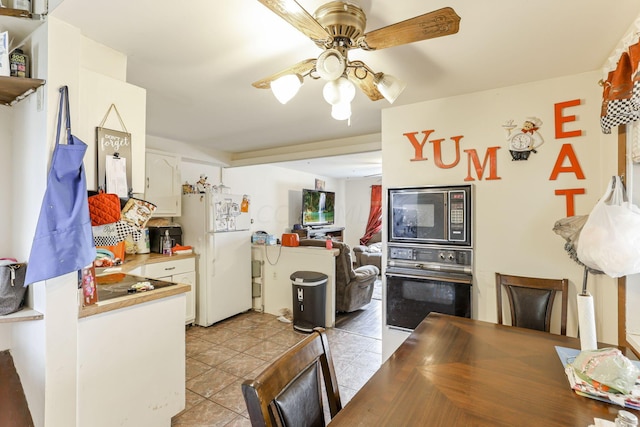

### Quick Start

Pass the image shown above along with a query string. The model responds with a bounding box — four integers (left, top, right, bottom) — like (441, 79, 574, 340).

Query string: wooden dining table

(329, 312, 639, 426)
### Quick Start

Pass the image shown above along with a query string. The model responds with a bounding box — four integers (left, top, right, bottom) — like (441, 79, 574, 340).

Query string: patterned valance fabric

(600, 43, 640, 134)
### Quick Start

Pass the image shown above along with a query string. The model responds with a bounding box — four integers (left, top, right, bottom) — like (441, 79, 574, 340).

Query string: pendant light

(270, 74, 303, 104)
(375, 73, 407, 104)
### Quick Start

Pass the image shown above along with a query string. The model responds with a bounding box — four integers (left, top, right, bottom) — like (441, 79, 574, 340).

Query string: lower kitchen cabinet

(142, 257, 196, 325)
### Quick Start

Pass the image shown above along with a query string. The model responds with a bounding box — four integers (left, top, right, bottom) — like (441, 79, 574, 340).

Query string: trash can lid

(290, 271, 328, 284)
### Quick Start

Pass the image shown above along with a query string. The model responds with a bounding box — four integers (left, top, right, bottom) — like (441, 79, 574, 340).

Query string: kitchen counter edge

(78, 253, 196, 319)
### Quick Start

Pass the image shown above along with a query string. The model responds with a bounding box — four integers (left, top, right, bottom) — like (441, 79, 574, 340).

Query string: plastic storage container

(290, 271, 327, 332)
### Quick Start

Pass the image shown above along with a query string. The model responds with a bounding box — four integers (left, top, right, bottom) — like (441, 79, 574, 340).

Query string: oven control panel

(388, 244, 473, 267)
(388, 246, 414, 261)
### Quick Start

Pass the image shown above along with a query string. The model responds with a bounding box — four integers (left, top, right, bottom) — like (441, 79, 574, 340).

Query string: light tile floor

(171, 309, 382, 426)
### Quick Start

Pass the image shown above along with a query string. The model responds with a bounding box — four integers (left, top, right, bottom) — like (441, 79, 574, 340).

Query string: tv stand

(293, 226, 344, 242)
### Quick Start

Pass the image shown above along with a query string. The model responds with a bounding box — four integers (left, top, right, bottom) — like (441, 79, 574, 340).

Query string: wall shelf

(0, 7, 44, 42)
(0, 75, 45, 105)
(0, 7, 46, 106)
(0, 7, 32, 19)
(0, 308, 43, 323)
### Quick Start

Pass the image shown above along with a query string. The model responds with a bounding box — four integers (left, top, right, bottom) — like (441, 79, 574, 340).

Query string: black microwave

(388, 185, 473, 246)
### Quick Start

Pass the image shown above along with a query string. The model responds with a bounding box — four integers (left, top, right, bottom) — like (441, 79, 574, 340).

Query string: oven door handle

(386, 271, 473, 285)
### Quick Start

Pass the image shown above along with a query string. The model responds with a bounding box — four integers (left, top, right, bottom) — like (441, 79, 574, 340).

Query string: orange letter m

(464, 147, 501, 181)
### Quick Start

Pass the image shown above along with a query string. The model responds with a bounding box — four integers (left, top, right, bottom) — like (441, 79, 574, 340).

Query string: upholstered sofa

(298, 239, 379, 312)
(352, 232, 382, 270)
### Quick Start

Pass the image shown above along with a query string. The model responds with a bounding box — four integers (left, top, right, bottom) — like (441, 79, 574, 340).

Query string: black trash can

(290, 271, 328, 333)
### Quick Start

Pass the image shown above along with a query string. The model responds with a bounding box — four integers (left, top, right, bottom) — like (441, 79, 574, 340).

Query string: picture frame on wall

(96, 104, 132, 197)
(315, 179, 325, 190)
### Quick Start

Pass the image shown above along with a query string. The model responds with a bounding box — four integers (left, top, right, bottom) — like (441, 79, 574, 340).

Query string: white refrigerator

(180, 192, 252, 327)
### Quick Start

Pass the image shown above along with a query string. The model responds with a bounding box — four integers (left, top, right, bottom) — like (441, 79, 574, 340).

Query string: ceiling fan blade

(360, 7, 461, 51)
(258, 0, 332, 46)
(348, 64, 384, 101)
(252, 58, 317, 89)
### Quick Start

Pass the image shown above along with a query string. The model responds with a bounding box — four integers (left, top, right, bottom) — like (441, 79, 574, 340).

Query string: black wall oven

(386, 244, 472, 331)
(386, 185, 473, 331)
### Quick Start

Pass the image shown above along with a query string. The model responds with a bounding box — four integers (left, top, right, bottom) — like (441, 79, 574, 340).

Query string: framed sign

(96, 104, 132, 197)
(97, 128, 132, 197)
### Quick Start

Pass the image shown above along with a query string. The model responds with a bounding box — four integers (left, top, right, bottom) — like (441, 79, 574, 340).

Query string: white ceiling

(49, 0, 640, 178)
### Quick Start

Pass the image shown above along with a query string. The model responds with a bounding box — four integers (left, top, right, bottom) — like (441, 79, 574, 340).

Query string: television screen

(302, 189, 335, 227)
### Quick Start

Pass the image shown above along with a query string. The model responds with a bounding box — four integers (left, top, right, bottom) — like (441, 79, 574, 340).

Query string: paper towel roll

(577, 293, 597, 351)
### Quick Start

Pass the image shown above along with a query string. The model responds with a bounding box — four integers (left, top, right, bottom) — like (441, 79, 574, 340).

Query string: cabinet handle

(164, 267, 176, 271)
(146, 177, 150, 189)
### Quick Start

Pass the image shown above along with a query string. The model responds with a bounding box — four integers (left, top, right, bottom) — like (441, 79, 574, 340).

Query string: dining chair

(242, 327, 342, 427)
(495, 272, 568, 335)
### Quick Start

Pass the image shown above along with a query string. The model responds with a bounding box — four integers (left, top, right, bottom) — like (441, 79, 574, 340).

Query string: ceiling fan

(253, 0, 461, 120)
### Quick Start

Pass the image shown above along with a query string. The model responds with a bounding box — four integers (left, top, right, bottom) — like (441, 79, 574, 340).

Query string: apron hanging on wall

(25, 86, 96, 286)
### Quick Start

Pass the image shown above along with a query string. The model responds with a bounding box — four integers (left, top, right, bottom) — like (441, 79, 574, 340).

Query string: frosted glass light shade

(331, 101, 352, 120)
(323, 77, 355, 105)
(375, 73, 407, 104)
(271, 74, 303, 104)
(316, 49, 346, 81)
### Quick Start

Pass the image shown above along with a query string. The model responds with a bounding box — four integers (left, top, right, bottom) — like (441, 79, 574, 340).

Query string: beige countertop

(116, 252, 197, 273)
(78, 253, 196, 319)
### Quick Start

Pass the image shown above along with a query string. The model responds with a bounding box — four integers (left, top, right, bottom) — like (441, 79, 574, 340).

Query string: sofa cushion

(355, 265, 379, 281)
(368, 242, 382, 253)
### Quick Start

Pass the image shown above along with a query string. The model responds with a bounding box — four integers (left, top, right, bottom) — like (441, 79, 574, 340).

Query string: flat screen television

(301, 189, 335, 227)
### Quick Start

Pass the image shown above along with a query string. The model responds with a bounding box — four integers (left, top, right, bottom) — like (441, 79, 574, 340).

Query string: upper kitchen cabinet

(146, 149, 182, 217)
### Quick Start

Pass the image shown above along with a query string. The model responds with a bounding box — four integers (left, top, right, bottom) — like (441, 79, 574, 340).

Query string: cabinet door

(144, 258, 193, 278)
(143, 257, 196, 325)
(145, 151, 181, 217)
(172, 271, 196, 325)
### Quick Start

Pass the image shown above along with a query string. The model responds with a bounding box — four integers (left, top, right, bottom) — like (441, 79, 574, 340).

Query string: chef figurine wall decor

(502, 117, 544, 161)
(195, 174, 211, 193)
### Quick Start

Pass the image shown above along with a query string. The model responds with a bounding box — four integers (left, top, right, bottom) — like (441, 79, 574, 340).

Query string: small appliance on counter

(148, 225, 183, 254)
(251, 231, 277, 245)
(281, 233, 300, 247)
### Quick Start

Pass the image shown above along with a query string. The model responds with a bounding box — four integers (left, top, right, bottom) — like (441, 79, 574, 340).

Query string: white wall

(9, 20, 51, 427)
(381, 70, 619, 357)
(4, 17, 148, 426)
(344, 177, 381, 250)
(628, 160, 640, 335)
(224, 164, 343, 236)
(0, 108, 13, 258)
(180, 161, 221, 191)
(78, 69, 146, 193)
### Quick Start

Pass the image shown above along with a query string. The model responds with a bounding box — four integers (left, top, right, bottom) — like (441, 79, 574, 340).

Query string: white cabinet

(143, 257, 196, 325)
(145, 150, 181, 217)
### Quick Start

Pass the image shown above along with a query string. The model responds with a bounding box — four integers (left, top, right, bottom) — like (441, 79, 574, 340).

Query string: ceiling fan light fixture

(331, 101, 352, 121)
(270, 74, 303, 104)
(375, 73, 407, 104)
(316, 48, 346, 81)
(323, 76, 356, 105)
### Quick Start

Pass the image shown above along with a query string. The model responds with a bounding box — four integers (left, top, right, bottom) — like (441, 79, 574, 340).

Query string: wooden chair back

(496, 273, 568, 335)
(242, 327, 342, 426)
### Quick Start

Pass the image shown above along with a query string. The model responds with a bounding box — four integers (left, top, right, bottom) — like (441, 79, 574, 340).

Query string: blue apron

(25, 86, 96, 286)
